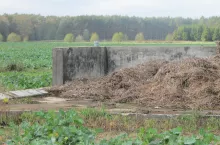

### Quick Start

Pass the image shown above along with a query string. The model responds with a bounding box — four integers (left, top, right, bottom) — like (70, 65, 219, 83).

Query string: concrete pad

(26, 89, 42, 96)
(9, 89, 48, 98)
(9, 90, 32, 98)
(0, 93, 11, 100)
(37, 89, 48, 94)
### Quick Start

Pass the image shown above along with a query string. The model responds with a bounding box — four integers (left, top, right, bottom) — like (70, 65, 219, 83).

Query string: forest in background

(0, 14, 220, 42)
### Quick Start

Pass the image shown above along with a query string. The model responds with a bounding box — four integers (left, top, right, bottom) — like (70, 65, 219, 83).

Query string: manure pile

(49, 55, 220, 110)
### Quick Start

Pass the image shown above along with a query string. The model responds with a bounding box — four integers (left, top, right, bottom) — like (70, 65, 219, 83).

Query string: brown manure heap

(49, 55, 220, 110)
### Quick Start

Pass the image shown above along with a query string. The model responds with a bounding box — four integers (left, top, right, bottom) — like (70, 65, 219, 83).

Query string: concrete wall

(52, 46, 216, 86)
(107, 46, 216, 72)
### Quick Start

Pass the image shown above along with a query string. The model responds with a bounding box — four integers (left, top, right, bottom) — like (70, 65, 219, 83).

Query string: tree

(201, 27, 212, 41)
(0, 33, 3, 42)
(90, 32, 99, 42)
(83, 29, 90, 41)
(7, 32, 21, 42)
(212, 28, 220, 41)
(64, 33, 74, 42)
(75, 35, 84, 42)
(56, 19, 73, 40)
(13, 15, 34, 40)
(182, 32, 189, 41)
(135, 32, 145, 42)
(112, 32, 124, 42)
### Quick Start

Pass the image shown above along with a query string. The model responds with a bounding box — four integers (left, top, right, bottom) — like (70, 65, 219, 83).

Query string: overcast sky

(0, 0, 219, 18)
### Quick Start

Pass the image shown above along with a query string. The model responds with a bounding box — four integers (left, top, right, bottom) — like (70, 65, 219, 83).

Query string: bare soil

(48, 54, 220, 110)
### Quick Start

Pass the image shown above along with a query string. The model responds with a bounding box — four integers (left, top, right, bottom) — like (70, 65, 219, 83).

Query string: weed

(2, 98, 9, 104)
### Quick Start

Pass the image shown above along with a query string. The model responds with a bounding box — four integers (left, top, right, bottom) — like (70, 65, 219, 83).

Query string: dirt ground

(48, 54, 220, 110)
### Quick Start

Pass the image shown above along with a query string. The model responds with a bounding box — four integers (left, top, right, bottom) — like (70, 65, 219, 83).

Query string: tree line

(0, 14, 220, 42)
(168, 25, 220, 41)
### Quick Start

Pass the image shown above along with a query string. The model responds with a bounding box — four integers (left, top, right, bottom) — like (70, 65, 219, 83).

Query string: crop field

(1, 108, 220, 144)
(0, 41, 216, 90)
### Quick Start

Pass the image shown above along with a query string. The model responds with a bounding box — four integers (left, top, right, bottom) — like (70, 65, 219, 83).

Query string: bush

(64, 33, 74, 42)
(75, 35, 84, 42)
(135, 32, 145, 42)
(112, 32, 124, 42)
(7, 33, 21, 42)
(0, 33, 3, 42)
(90, 32, 99, 42)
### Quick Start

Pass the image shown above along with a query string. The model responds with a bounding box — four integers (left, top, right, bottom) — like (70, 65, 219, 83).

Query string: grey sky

(0, 0, 219, 18)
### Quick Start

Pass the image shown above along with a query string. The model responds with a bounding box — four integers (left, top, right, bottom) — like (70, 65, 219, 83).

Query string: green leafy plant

(6, 109, 96, 145)
(138, 127, 220, 145)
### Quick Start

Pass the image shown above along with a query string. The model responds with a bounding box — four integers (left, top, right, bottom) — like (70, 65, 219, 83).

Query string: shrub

(112, 32, 124, 42)
(90, 32, 99, 42)
(0, 33, 3, 42)
(7, 33, 21, 42)
(64, 33, 74, 42)
(75, 35, 84, 42)
(135, 32, 145, 42)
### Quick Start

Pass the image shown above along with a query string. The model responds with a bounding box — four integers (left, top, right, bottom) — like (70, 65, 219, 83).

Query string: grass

(0, 41, 216, 90)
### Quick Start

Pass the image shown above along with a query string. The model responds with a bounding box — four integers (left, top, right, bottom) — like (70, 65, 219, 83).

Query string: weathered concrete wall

(52, 46, 216, 86)
(107, 46, 216, 73)
(63, 47, 108, 81)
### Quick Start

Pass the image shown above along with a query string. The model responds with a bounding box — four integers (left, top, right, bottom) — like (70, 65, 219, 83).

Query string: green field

(1, 108, 220, 144)
(0, 41, 216, 90)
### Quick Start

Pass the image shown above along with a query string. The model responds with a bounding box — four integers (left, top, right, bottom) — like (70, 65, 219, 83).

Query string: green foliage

(7, 33, 21, 42)
(0, 70, 52, 90)
(75, 35, 84, 42)
(201, 26, 212, 41)
(112, 32, 124, 42)
(135, 32, 145, 42)
(2, 14, 220, 41)
(0, 33, 3, 42)
(137, 127, 220, 145)
(64, 33, 75, 42)
(6, 109, 96, 145)
(99, 133, 142, 145)
(4, 109, 220, 145)
(212, 28, 220, 41)
(90, 32, 99, 42)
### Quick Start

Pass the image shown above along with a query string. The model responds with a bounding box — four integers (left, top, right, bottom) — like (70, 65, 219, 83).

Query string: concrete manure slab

(9, 89, 48, 98)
